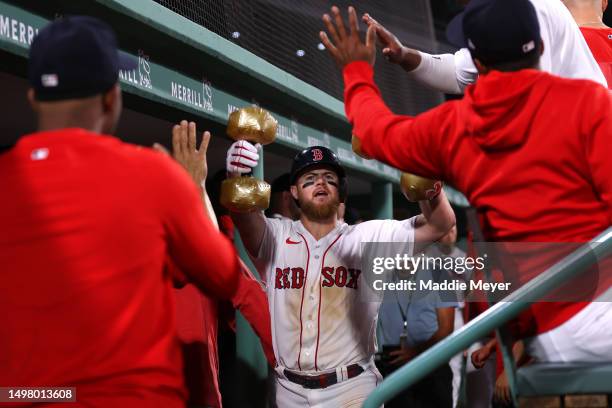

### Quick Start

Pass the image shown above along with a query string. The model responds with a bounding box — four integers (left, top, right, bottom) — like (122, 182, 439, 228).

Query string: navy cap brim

(445, 0, 492, 48)
(118, 52, 137, 70)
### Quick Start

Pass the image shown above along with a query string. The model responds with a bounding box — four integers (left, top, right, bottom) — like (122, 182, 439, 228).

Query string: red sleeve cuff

(342, 61, 375, 89)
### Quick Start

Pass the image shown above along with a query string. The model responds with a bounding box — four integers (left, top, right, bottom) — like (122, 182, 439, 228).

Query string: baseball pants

(526, 299, 612, 362)
(274, 365, 383, 408)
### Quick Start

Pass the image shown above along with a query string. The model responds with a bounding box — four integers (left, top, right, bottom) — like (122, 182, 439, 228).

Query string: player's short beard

(300, 196, 340, 222)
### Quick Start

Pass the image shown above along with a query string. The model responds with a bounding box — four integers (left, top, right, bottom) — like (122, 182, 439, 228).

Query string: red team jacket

(0, 129, 241, 407)
(173, 257, 274, 408)
(580, 27, 612, 89)
(344, 62, 612, 337)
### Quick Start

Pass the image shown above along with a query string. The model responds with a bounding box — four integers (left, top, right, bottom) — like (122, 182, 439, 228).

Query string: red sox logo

(275, 266, 361, 290)
(312, 148, 324, 161)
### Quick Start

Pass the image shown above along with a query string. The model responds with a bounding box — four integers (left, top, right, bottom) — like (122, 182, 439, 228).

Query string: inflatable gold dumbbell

(400, 173, 443, 202)
(220, 106, 278, 213)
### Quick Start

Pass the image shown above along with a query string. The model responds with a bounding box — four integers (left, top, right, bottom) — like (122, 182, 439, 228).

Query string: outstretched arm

(361, 12, 473, 94)
(155, 121, 239, 299)
(224, 140, 269, 259)
(230, 210, 268, 259)
(321, 6, 456, 180)
(155, 157, 239, 300)
(163, 132, 270, 271)
(414, 190, 456, 252)
(162, 122, 275, 363)
(153, 121, 219, 228)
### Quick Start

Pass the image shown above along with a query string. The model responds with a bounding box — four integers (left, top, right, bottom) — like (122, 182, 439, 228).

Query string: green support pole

(235, 146, 267, 379)
(371, 182, 393, 220)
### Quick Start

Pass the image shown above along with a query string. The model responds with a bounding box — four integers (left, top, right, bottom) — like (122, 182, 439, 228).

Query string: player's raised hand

(320, 6, 376, 68)
(226, 140, 260, 177)
(362, 13, 405, 64)
(154, 120, 211, 187)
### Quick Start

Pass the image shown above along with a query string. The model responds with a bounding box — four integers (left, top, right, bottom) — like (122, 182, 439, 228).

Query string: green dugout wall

(0, 0, 469, 395)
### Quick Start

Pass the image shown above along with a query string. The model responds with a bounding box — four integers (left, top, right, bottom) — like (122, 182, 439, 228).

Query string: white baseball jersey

(256, 216, 416, 373)
(456, 0, 608, 89)
(414, 0, 608, 93)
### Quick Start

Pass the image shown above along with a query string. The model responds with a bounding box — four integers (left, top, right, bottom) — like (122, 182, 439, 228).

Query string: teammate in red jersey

(321, 1, 612, 363)
(563, 0, 612, 87)
(157, 121, 275, 408)
(0, 16, 240, 407)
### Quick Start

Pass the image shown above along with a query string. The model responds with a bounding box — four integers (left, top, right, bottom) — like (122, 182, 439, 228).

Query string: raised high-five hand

(319, 6, 376, 68)
(362, 13, 405, 64)
(154, 120, 211, 187)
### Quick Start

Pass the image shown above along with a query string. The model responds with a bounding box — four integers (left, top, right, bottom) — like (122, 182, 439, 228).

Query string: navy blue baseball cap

(446, 0, 541, 65)
(290, 146, 345, 185)
(28, 16, 136, 101)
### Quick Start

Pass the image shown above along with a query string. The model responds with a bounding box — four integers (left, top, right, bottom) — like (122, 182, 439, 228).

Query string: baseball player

(321, 0, 612, 364)
(225, 143, 455, 406)
(0, 17, 241, 407)
(359, 0, 607, 92)
(156, 121, 275, 408)
(562, 0, 612, 87)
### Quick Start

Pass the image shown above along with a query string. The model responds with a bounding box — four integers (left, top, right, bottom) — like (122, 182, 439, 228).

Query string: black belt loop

(283, 363, 364, 389)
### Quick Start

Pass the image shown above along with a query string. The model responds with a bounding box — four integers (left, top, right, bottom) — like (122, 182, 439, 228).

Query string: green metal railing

(364, 227, 612, 408)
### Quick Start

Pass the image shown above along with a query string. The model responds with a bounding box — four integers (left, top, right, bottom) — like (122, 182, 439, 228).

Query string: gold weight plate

(226, 106, 277, 145)
(220, 177, 271, 212)
(400, 173, 440, 202)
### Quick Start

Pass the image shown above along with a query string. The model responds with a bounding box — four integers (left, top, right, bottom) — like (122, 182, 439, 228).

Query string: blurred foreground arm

(154, 121, 239, 299)
(321, 5, 455, 181)
(414, 190, 456, 250)
(361, 12, 472, 94)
